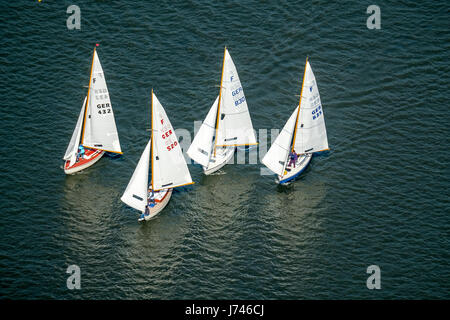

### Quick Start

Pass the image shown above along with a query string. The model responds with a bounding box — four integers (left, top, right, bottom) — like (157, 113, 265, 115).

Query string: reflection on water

(60, 170, 122, 257)
(60, 168, 193, 298)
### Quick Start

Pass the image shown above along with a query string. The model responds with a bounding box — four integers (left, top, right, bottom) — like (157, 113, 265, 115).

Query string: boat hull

(140, 188, 173, 221)
(278, 153, 312, 184)
(64, 149, 104, 174)
(203, 146, 235, 175)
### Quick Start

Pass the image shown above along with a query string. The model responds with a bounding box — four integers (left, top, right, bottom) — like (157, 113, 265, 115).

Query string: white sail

(262, 107, 298, 176)
(82, 49, 122, 153)
(215, 48, 257, 147)
(293, 61, 329, 154)
(152, 93, 193, 191)
(120, 139, 151, 213)
(186, 96, 218, 167)
(63, 97, 86, 167)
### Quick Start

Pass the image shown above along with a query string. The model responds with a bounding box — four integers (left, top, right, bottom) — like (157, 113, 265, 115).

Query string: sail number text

(232, 87, 246, 107)
(166, 141, 178, 151)
(162, 129, 178, 151)
(97, 103, 112, 115)
(162, 129, 173, 140)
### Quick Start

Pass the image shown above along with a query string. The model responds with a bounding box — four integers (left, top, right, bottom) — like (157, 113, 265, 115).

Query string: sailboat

(187, 47, 257, 175)
(262, 58, 329, 184)
(121, 90, 194, 221)
(63, 45, 122, 174)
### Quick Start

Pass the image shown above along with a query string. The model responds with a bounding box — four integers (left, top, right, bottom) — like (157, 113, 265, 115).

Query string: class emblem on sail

(262, 58, 329, 184)
(63, 46, 122, 174)
(121, 90, 194, 221)
(187, 47, 257, 175)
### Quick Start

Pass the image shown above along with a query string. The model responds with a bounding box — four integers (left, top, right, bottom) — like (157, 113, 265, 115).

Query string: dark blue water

(0, 1, 449, 299)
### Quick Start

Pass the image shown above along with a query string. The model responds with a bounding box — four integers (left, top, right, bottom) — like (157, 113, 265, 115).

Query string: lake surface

(0, 0, 449, 299)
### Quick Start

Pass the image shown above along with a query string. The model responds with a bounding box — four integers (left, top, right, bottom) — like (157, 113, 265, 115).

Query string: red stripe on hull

(64, 149, 104, 174)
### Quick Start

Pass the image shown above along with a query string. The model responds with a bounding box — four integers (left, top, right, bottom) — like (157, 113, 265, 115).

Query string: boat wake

(276, 179, 291, 186)
(209, 170, 226, 176)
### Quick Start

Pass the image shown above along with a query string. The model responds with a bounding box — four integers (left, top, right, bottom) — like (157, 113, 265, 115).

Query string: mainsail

(186, 96, 218, 167)
(82, 48, 122, 153)
(120, 139, 151, 213)
(151, 92, 193, 191)
(63, 97, 86, 167)
(293, 61, 329, 154)
(214, 48, 257, 149)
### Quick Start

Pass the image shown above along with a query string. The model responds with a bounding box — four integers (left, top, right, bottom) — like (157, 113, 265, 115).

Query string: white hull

(278, 153, 312, 184)
(140, 188, 173, 221)
(64, 150, 104, 174)
(203, 146, 235, 175)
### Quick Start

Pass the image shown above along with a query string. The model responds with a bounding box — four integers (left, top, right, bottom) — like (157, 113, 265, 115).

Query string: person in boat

(139, 205, 151, 221)
(77, 145, 85, 162)
(148, 189, 156, 208)
(288, 150, 298, 168)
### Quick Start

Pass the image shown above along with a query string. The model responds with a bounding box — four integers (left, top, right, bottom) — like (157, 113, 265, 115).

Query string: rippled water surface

(0, 1, 449, 299)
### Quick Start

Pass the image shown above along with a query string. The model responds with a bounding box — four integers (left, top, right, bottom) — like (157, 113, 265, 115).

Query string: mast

(291, 57, 308, 152)
(213, 46, 227, 157)
(279, 58, 308, 177)
(81, 46, 96, 145)
(151, 88, 154, 191)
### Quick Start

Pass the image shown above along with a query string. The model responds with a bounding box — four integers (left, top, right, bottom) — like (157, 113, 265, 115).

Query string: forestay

(215, 48, 257, 147)
(186, 96, 218, 167)
(63, 97, 86, 167)
(152, 93, 193, 191)
(261, 106, 298, 176)
(82, 49, 122, 153)
(293, 61, 328, 154)
(120, 139, 151, 213)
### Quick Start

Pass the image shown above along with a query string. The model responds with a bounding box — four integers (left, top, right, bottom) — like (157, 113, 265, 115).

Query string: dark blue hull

(278, 155, 312, 184)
